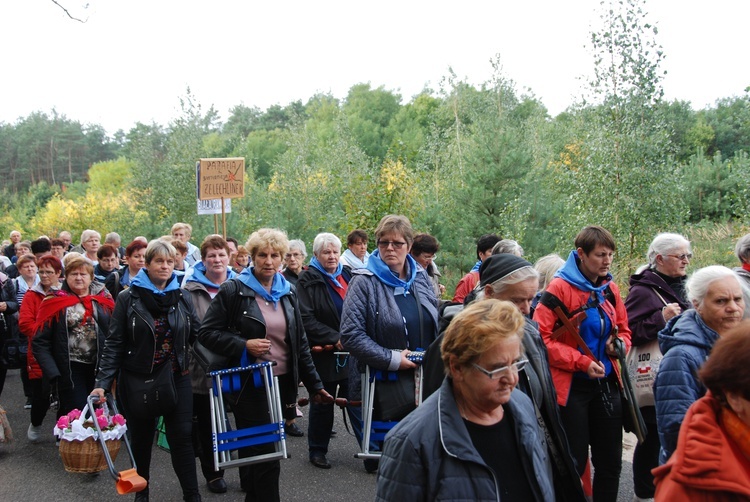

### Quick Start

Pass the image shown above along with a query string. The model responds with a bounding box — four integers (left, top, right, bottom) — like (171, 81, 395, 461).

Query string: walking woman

(198, 228, 331, 502)
(297, 232, 352, 469)
(340, 215, 438, 472)
(33, 255, 114, 416)
(624, 233, 691, 500)
(91, 240, 201, 502)
(19, 254, 62, 441)
(533, 226, 631, 502)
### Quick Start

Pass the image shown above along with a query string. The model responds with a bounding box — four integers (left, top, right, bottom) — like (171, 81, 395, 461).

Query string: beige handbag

(625, 288, 668, 408)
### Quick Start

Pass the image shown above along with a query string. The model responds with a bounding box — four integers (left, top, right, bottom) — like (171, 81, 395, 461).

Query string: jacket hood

(556, 250, 612, 296)
(658, 309, 718, 355)
(629, 268, 668, 289)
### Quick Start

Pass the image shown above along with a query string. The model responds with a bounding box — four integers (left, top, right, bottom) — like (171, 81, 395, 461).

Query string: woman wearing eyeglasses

(281, 240, 307, 286)
(624, 233, 691, 501)
(340, 214, 438, 472)
(532, 226, 631, 502)
(376, 300, 554, 501)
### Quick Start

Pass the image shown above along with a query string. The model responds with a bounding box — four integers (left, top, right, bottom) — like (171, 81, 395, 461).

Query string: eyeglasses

(38, 270, 58, 276)
(472, 359, 528, 380)
(667, 253, 692, 261)
(377, 240, 407, 250)
(285, 253, 303, 259)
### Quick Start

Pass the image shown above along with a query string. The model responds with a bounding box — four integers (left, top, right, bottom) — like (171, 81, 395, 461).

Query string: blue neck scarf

(365, 250, 417, 296)
(470, 260, 482, 272)
(309, 256, 344, 288)
(130, 268, 180, 296)
(186, 261, 236, 289)
(237, 267, 291, 309)
(555, 250, 613, 304)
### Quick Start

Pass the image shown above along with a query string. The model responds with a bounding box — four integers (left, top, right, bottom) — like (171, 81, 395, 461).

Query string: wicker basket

(59, 436, 121, 473)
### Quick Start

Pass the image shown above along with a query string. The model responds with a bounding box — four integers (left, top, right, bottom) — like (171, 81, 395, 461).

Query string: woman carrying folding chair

(197, 228, 331, 502)
(340, 215, 438, 473)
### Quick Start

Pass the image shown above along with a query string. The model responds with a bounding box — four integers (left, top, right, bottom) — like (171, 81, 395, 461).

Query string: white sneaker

(27, 424, 42, 442)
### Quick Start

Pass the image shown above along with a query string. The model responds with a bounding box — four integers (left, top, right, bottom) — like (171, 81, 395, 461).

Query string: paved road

(0, 369, 637, 501)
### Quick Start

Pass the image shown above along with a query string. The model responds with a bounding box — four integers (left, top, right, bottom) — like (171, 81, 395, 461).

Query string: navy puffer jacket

(654, 309, 718, 463)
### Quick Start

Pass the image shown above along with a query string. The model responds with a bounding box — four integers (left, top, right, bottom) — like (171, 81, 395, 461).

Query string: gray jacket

(376, 379, 555, 502)
(340, 267, 437, 400)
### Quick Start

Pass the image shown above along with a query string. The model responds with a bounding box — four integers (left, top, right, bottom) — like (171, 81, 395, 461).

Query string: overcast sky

(2, 0, 748, 135)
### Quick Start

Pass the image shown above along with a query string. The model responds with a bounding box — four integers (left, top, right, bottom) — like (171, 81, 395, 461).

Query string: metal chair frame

(356, 351, 425, 460)
(209, 361, 287, 471)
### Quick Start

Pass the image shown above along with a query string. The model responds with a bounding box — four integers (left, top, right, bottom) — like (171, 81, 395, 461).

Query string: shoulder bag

(625, 288, 667, 408)
(118, 361, 178, 419)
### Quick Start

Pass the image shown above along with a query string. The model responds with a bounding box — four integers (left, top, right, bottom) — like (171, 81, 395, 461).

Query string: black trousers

(632, 406, 659, 498)
(125, 371, 199, 500)
(559, 374, 623, 502)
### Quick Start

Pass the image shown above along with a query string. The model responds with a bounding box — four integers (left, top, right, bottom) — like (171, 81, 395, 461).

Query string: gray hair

(312, 233, 341, 257)
(288, 239, 308, 258)
(491, 239, 524, 257)
(686, 265, 741, 307)
(144, 239, 177, 264)
(80, 229, 101, 244)
(105, 232, 121, 245)
(534, 254, 564, 292)
(485, 266, 539, 297)
(735, 233, 750, 265)
(647, 233, 691, 267)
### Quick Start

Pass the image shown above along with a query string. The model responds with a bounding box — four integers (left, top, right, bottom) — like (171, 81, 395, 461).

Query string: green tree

(562, 0, 687, 259)
(343, 83, 401, 161)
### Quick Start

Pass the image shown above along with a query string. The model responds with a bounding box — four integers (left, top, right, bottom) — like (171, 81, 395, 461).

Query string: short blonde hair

(246, 228, 289, 260)
(374, 215, 414, 246)
(441, 299, 524, 376)
(170, 222, 192, 238)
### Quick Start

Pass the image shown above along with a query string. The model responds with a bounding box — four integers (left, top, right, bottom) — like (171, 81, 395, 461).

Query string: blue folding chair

(209, 357, 287, 470)
(356, 351, 425, 460)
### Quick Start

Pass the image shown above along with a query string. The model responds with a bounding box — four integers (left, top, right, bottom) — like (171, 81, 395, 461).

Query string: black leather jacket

(33, 283, 113, 393)
(95, 286, 200, 391)
(197, 278, 323, 396)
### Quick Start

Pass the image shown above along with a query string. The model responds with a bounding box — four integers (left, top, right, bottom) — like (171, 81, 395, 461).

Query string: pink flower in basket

(56, 415, 70, 429)
(54, 405, 127, 442)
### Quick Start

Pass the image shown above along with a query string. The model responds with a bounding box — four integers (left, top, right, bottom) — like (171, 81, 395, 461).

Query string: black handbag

(1, 336, 27, 370)
(118, 361, 178, 419)
(192, 338, 232, 374)
(372, 368, 417, 421)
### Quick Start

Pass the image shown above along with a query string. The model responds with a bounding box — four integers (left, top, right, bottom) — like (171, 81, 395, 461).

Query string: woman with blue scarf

(340, 215, 438, 473)
(198, 228, 330, 502)
(183, 235, 236, 494)
(92, 239, 202, 502)
(533, 226, 631, 502)
(297, 232, 353, 469)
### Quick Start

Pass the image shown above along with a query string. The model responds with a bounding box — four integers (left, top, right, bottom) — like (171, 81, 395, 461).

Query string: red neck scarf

(35, 288, 115, 333)
(329, 274, 348, 300)
(743, 263, 750, 273)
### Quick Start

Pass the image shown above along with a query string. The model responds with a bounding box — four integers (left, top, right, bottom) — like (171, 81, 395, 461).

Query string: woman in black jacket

(33, 254, 114, 416)
(91, 240, 201, 502)
(296, 232, 352, 469)
(198, 228, 331, 502)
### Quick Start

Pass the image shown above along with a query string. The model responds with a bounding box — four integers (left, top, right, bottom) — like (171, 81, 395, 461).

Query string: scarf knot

(309, 257, 344, 288)
(237, 267, 291, 309)
(365, 250, 417, 296)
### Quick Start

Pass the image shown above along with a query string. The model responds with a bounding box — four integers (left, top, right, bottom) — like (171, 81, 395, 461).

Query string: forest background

(1, 0, 748, 295)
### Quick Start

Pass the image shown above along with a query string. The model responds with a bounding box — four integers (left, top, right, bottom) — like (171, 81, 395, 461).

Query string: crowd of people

(1, 220, 750, 502)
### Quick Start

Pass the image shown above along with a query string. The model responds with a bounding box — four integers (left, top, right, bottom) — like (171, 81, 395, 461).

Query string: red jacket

(533, 278, 631, 406)
(451, 271, 478, 304)
(653, 394, 750, 501)
(18, 288, 46, 380)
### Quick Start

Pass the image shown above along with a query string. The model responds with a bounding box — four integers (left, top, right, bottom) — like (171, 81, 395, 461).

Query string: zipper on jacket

(132, 306, 157, 373)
